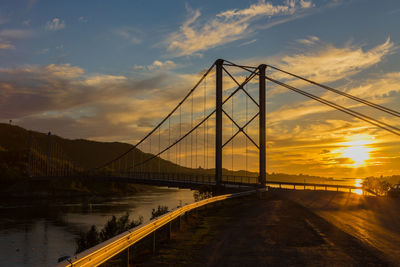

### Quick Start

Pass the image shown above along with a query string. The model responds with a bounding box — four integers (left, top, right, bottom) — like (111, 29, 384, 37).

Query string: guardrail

(56, 189, 262, 267)
(265, 181, 376, 195)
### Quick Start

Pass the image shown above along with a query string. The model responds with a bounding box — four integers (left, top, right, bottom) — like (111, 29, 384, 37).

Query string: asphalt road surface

(137, 193, 390, 266)
(275, 190, 400, 265)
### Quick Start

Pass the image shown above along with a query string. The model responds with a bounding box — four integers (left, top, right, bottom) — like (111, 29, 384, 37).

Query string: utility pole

(215, 59, 223, 186)
(259, 65, 267, 186)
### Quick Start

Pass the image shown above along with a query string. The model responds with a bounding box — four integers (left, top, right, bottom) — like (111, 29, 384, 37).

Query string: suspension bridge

(27, 59, 400, 190)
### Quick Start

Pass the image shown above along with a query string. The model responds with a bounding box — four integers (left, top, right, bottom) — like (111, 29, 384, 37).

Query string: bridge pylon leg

(258, 64, 267, 186)
(215, 59, 223, 186)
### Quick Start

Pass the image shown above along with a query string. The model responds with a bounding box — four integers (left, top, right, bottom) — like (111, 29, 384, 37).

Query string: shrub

(362, 177, 392, 196)
(193, 190, 213, 202)
(76, 225, 100, 254)
(150, 205, 169, 220)
(75, 212, 142, 253)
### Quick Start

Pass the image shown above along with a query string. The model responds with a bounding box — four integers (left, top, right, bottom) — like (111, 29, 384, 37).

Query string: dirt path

(136, 193, 390, 266)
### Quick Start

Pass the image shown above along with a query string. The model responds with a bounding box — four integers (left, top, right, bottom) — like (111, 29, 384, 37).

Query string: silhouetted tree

(362, 177, 392, 196)
(75, 212, 143, 254)
(150, 205, 169, 220)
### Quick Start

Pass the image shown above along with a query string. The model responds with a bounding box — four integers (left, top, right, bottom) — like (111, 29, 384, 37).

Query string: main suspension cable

(267, 64, 400, 118)
(265, 76, 400, 137)
(94, 62, 216, 170)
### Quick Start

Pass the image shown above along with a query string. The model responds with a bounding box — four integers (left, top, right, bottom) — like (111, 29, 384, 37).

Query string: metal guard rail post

(57, 188, 264, 267)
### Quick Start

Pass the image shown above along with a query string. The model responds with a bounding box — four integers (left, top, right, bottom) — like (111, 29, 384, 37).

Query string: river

(0, 186, 195, 267)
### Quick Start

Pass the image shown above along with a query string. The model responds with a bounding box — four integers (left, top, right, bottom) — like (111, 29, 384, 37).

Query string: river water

(0, 186, 195, 267)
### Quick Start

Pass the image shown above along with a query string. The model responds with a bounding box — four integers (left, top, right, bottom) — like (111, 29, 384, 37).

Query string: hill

(2, 123, 398, 189)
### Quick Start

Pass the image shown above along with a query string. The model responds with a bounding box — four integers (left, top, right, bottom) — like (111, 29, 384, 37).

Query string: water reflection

(0, 186, 195, 267)
(354, 179, 363, 195)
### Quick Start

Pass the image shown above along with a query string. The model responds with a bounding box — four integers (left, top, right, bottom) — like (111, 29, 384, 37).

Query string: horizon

(2, 122, 400, 181)
(1, 0, 400, 178)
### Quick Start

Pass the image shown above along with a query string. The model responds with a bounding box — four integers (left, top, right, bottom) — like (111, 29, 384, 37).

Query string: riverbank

(0, 178, 152, 199)
(0, 186, 196, 266)
(134, 192, 391, 266)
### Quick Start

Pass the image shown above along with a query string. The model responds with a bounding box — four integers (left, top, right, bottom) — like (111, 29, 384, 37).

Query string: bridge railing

(56, 188, 264, 267)
(222, 175, 258, 185)
(84, 172, 261, 186)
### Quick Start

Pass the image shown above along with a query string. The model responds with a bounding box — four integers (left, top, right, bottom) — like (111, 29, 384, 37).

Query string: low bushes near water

(194, 190, 213, 202)
(150, 205, 169, 220)
(75, 205, 171, 254)
(193, 186, 214, 202)
(75, 212, 143, 253)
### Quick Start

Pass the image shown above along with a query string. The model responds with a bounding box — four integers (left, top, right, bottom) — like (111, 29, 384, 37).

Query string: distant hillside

(2, 123, 398, 186)
(0, 123, 253, 179)
(0, 123, 137, 168)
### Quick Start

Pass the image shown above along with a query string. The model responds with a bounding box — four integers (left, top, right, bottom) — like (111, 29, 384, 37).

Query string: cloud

(0, 16, 7, 25)
(0, 29, 33, 51)
(240, 37, 399, 160)
(25, 0, 36, 12)
(0, 63, 200, 143)
(299, 0, 313, 8)
(45, 18, 66, 31)
(344, 72, 400, 101)
(36, 48, 49, 54)
(278, 37, 395, 83)
(296, 35, 319, 45)
(165, 0, 315, 57)
(216, 0, 296, 18)
(115, 27, 142, 44)
(260, 37, 396, 100)
(0, 29, 33, 39)
(44, 63, 84, 78)
(238, 39, 257, 47)
(0, 43, 15, 49)
(133, 60, 177, 71)
(84, 75, 126, 86)
(78, 16, 88, 23)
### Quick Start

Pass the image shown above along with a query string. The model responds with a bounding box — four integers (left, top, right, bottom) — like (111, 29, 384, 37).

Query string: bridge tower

(215, 59, 223, 186)
(259, 64, 266, 186)
(215, 59, 267, 187)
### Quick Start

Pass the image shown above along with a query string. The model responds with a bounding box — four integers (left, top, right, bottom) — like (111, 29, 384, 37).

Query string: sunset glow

(334, 136, 374, 168)
(1, 1, 400, 266)
(1, 0, 400, 179)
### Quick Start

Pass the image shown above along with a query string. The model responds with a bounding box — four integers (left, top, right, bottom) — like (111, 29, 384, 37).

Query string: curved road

(276, 190, 400, 265)
(138, 193, 389, 266)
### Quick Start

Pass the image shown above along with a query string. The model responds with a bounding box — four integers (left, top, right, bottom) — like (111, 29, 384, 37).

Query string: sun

(341, 145, 371, 167)
(333, 135, 374, 168)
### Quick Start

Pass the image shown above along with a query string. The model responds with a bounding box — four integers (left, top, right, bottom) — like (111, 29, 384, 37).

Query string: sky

(1, 0, 400, 178)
